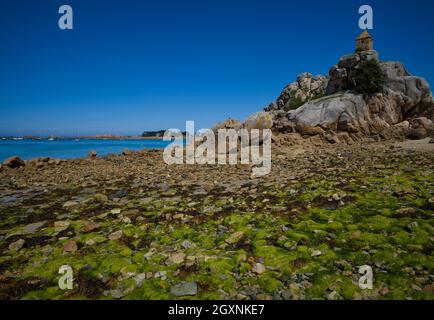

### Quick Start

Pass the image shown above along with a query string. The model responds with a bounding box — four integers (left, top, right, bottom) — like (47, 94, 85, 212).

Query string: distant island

(0, 133, 169, 141)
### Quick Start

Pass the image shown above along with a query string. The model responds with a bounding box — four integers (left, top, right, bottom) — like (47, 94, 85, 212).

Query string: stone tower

(356, 30, 373, 51)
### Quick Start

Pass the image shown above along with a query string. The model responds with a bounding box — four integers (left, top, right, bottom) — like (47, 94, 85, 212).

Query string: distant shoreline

(0, 136, 164, 141)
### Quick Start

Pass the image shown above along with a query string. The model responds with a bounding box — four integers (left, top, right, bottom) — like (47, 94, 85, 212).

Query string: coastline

(0, 137, 170, 163)
(0, 136, 165, 141)
(1, 138, 433, 300)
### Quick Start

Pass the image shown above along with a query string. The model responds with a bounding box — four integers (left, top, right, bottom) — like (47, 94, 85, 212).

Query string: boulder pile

(217, 48, 434, 144)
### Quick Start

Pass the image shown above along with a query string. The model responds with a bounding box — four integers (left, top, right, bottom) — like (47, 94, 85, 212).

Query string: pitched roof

(357, 30, 373, 40)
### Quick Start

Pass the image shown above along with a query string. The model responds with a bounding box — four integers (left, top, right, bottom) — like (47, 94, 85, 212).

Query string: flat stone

(134, 273, 147, 288)
(252, 263, 266, 275)
(181, 240, 194, 249)
(170, 281, 198, 296)
(63, 240, 78, 253)
(24, 221, 47, 234)
(109, 189, 128, 200)
(108, 230, 123, 241)
(395, 207, 416, 216)
(167, 252, 186, 265)
(225, 231, 244, 244)
(93, 193, 108, 203)
(85, 239, 96, 246)
(9, 238, 25, 251)
(154, 271, 167, 280)
(83, 221, 99, 233)
(311, 250, 322, 257)
(109, 289, 124, 299)
(327, 290, 339, 300)
(110, 208, 121, 215)
(54, 220, 70, 232)
(63, 201, 79, 210)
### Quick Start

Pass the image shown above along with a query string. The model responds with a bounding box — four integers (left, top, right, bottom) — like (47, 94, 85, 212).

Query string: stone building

(356, 30, 373, 51)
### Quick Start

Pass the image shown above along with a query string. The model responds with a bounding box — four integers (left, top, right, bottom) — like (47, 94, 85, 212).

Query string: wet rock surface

(0, 145, 432, 300)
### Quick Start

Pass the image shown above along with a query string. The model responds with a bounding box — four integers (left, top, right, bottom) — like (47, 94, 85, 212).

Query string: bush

(283, 90, 305, 111)
(350, 60, 385, 95)
(284, 96, 305, 111)
(311, 91, 325, 100)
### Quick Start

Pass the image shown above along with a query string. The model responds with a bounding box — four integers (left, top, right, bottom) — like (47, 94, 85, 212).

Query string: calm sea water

(0, 139, 172, 162)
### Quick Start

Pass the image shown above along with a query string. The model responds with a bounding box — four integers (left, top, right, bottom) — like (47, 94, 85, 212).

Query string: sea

(0, 138, 172, 162)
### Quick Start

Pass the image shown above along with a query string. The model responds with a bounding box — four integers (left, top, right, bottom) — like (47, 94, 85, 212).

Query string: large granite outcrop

(271, 51, 434, 140)
(214, 48, 434, 143)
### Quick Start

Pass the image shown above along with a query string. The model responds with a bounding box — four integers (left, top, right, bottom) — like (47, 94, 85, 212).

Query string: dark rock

(108, 189, 128, 200)
(122, 148, 132, 156)
(88, 150, 97, 158)
(3, 156, 25, 168)
(407, 128, 427, 140)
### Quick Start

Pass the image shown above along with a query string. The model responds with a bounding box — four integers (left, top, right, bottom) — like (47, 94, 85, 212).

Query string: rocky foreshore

(0, 140, 433, 300)
(1, 37, 434, 300)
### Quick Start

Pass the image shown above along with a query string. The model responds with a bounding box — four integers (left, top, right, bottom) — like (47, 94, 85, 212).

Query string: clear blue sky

(1, 0, 433, 136)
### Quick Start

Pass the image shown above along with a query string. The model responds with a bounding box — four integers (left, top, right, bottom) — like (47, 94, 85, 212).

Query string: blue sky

(1, 0, 433, 136)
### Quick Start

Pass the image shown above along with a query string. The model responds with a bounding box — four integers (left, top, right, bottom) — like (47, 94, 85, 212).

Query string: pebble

(109, 289, 124, 299)
(327, 290, 339, 300)
(83, 221, 99, 233)
(181, 240, 194, 249)
(167, 252, 186, 265)
(24, 221, 47, 234)
(134, 273, 147, 288)
(93, 193, 108, 203)
(54, 220, 70, 232)
(111, 208, 121, 215)
(63, 240, 78, 253)
(225, 231, 244, 244)
(311, 250, 322, 257)
(63, 200, 79, 210)
(252, 263, 266, 275)
(154, 271, 167, 280)
(108, 230, 123, 241)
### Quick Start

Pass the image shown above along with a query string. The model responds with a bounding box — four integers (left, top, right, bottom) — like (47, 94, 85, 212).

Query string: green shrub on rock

(350, 60, 385, 95)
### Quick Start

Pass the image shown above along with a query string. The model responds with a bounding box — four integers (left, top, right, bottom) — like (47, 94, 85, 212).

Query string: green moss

(257, 272, 281, 293)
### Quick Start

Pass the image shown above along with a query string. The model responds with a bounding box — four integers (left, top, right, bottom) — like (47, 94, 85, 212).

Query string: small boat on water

(13, 137, 23, 141)
(48, 137, 55, 141)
